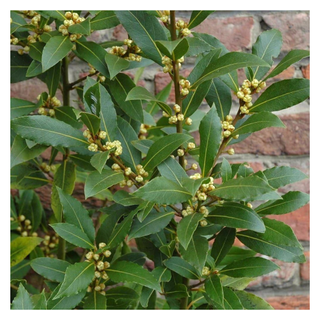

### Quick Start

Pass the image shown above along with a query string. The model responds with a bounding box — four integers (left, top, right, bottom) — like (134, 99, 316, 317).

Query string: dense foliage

(10, 10, 310, 310)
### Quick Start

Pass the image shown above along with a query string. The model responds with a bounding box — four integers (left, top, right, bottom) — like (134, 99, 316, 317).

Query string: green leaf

(11, 283, 34, 310)
(232, 112, 285, 136)
(219, 247, 256, 266)
(250, 79, 310, 112)
(133, 176, 192, 205)
(80, 112, 101, 135)
(220, 257, 279, 278)
(23, 192, 43, 233)
(211, 227, 236, 266)
(264, 49, 310, 80)
(255, 191, 309, 216)
(68, 18, 91, 35)
(10, 98, 37, 120)
(11, 51, 32, 83)
(50, 223, 95, 249)
(146, 81, 172, 115)
(165, 284, 189, 299)
(107, 261, 161, 291)
(104, 286, 139, 304)
(235, 290, 273, 310)
(107, 74, 144, 122)
(42, 36, 73, 72)
(91, 11, 120, 30)
(11, 135, 47, 168)
(205, 274, 224, 307)
(83, 81, 102, 115)
(90, 151, 111, 174)
(26, 60, 42, 77)
(29, 42, 45, 62)
(156, 38, 189, 60)
(180, 234, 209, 272)
(113, 190, 144, 206)
(30, 257, 70, 282)
(32, 291, 47, 310)
(39, 10, 66, 21)
(45, 62, 61, 96)
(11, 116, 88, 152)
(115, 11, 167, 65)
(54, 261, 95, 299)
(205, 78, 232, 121)
(186, 37, 213, 57)
(237, 219, 305, 263)
(164, 257, 200, 280)
(157, 156, 189, 188)
(10, 11, 28, 33)
(105, 53, 130, 79)
(75, 40, 109, 77)
(191, 52, 269, 89)
(262, 166, 308, 189)
(250, 29, 282, 80)
(188, 11, 214, 29)
(126, 86, 172, 116)
(84, 168, 124, 199)
(131, 139, 153, 154)
(221, 158, 232, 182)
(142, 133, 192, 172)
(177, 213, 204, 250)
(11, 236, 43, 267)
(55, 106, 82, 129)
(47, 284, 86, 309)
(57, 188, 95, 242)
(116, 117, 141, 170)
(84, 291, 106, 310)
(208, 202, 265, 233)
(222, 287, 244, 310)
(199, 106, 222, 176)
(128, 211, 174, 240)
(210, 175, 275, 201)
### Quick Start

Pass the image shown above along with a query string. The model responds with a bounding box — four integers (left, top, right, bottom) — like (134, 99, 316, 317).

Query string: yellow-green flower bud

(227, 148, 235, 155)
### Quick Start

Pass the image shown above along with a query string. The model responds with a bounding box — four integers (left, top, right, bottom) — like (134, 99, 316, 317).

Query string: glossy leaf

(10, 98, 37, 120)
(221, 158, 232, 182)
(232, 112, 285, 136)
(31, 257, 70, 282)
(91, 11, 120, 30)
(250, 79, 310, 112)
(84, 291, 106, 310)
(177, 213, 203, 250)
(80, 112, 101, 135)
(11, 236, 43, 267)
(42, 36, 73, 72)
(142, 133, 192, 172)
(107, 261, 161, 291)
(164, 257, 200, 280)
(54, 261, 95, 299)
(188, 11, 214, 29)
(11, 116, 88, 151)
(264, 49, 310, 81)
(11, 283, 34, 310)
(50, 223, 95, 249)
(68, 18, 91, 35)
(11, 51, 33, 83)
(255, 191, 310, 216)
(54, 106, 82, 129)
(29, 42, 45, 62)
(133, 176, 192, 205)
(219, 247, 256, 266)
(199, 106, 222, 176)
(235, 290, 273, 310)
(205, 274, 224, 307)
(211, 227, 236, 266)
(222, 287, 244, 310)
(32, 291, 47, 310)
(220, 257, 279, 278)
(262, 166, 308, 189)
(90, 151, 111, 174)
(237, 219, 305, 263)
(250, 29, 282, 80)
(156, 38, 189, 60)
(210, 175, 275, 201)
(84, 168, 124, 199)
(26, 60, 42, 77)
(128, 211, 174, 240)
(105, 53, 130, 79)
(145, 81, 172, 115)
(115, 11, 167, 65)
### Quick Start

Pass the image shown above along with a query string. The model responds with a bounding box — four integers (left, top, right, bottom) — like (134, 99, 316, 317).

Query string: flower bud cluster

(40, 162, 56, 173)
(109, 40, 142, 62)
(41, 233, 59, 257)
(139, 124, 150, 139)
(179, 78, 191, 96)
(103, 140, 122, 156)
(176, 19, 191, 37)
(221, 114, 235, 139)
(237, 78, 266, 114)
(37, 95, 61, 117)
(14, 214, 38, 238)
(159, 10, 170, 23)
(58, 12, 85, 41)
(202, 266, 211, 276)
(86, 243, 112, 295)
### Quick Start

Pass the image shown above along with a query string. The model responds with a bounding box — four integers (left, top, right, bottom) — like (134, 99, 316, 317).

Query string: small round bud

(99, 75, 106, 82)
(243, 95, 252, 103)
(181, 88, 189, 96)
(87, 286, 92, 292)
(227, 124, 235, 131)
(177, 56, 185, 63)
(124, 167, 132, 176)
(162, 111, 170, 118)
(93, 254, 100, 261)
(94, 285, 101, 292)
(173, 104, 181, 113)
(24, 219, 31, 226)
(111, 163, 121, 171)
(177, 113, 184, 122)
(65, 11, 72, 19)
(103, 250, 112, 258)
(98, 243, 106, 249)
(31, 232, 38, 237)
(135, 175, 143, 183)
(242, 79, 251, 88)
(86, 252, 93, 260)
(104, 261, 110, 269)
(168, 115, 178, 124)
(259, 81, 266, 88)
(177, 149, 184, 157)
(49, 243, 56, 248)
(160, 15, 168, 23)
(185, 117, 192, 126)
(237, 90, 245, 99)
(198, 193, 207, 201)
(19, 215, 26, 222)
(49, 109, 55, 117)
(98, 131, 107, 140)
(43, 24, 52, 32)
(234, 134, 240, 139)
(72, 13, 79, 20)
(187, 142, 196, 150)
(223, 130, 231, 138)
(102, 272, 109, 280)
(17, 49, 24, 55)
(200, 220, 208, 227)
(201, 266, 210, 275)
(225, 115, 233, 122)
(126, 180, 134, 187)
(247, 203, 253, 209)
(227, 148, 235, 155)
(97, 261, 105, 271)
(21, 231, 28, 237)
(181, 28, 191, 36)
(191, 163, 198, 170)
(251, 79, 259, 88)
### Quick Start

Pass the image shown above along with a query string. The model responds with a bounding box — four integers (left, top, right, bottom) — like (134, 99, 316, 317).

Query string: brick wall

(11, 10, 310, 310)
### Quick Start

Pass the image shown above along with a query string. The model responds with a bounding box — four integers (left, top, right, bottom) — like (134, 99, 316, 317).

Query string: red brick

(113, 24, 127, 41)
(261, 13, 309, 51)
(301, 65, 310, 79)
(300, 251, 310, 281)
(232, 113, 309, 156)
(193, 16, 254, 51)
(266, 295, 309, 310)
(270, 204, 309, 241)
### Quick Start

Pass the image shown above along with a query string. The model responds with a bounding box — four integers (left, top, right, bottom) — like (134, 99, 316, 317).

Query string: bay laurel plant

(10, 10, 310, 310)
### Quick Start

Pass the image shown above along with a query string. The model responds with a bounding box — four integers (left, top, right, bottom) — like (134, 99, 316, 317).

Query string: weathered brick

(261, 13, 310, 51)
(301, 64, 310, 79)
(232, 113, 309, 156)
(270, 204, 309, 241)
(193, 16, 254, 51)
(300, 251, 310, 282)
(266, 295, 309, 310)
(113, 24, 127, 41)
